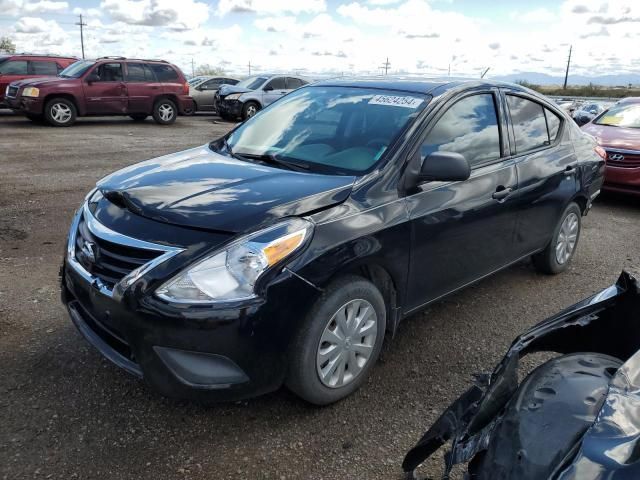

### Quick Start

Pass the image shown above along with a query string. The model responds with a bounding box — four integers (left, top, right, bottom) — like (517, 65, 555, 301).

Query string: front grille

(74, 213, 162, 288)
(6, 85, 18, 98)
(606, 150, 640, 169)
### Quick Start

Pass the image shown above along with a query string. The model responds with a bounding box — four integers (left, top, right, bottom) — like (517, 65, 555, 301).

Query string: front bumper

(61, 206, 320, 402)
(6, 95, 43, 115)
(217, 98, 243, 118)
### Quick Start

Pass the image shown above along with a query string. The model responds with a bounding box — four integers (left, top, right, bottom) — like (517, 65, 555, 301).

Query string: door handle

(564, 165, 575, 176)
(492, 186, 513, 201)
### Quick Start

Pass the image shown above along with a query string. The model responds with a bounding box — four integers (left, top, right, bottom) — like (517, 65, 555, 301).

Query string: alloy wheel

(246, 104, 257, 117)
(556, 212, 579, 264)
(316, 299, 378, 388)
(158, 104, 174, 122)
(51, 103, 72, 124)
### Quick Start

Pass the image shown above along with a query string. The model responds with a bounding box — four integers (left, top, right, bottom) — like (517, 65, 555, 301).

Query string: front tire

(44, 98, 77, 127)
(286, 275, 386, 405)
(242, 101, 260, 120)
(152, 98, 177, 125)
(533, 202, 582, 274)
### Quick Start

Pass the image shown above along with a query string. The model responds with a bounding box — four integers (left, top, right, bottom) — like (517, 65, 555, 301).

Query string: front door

(83, 62, 128, 114)
(194, 78, 222, 110)
(261, 77, 287, 106)
(405, 91, 519, 310)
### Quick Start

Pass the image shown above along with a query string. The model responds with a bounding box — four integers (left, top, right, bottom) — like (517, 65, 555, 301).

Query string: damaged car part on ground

(403, 270, 640, 480)
(61, 77, 604, 405)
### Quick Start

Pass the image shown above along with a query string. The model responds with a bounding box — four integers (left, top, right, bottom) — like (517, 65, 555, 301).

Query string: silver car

(190, 77, 239, 112)
(215, 74, 310, 120)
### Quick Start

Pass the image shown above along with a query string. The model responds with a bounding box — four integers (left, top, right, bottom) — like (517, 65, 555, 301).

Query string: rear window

(30, 61, 58, 75)
(149, 64, 178, 82)
(507, 95, 550, 154)
(0, 60, 28, 75)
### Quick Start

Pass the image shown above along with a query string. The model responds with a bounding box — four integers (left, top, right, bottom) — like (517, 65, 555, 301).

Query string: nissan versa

(61, 78, 605, 405)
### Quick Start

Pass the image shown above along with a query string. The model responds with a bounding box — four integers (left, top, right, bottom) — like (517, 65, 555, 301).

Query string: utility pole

(448, 63, 451, 77)
(481, 67, 490, 79)
(248, 60, 251, 76)
(191, 58, 195, 78)
(380, 57, 390, 75)
(75, 14, 87, 59)
(563, 45, 572, 90)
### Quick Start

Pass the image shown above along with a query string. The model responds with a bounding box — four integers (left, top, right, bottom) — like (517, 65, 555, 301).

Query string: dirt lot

(1, 110, 639, 480)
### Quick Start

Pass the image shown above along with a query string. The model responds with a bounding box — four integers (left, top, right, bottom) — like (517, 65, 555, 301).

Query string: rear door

(83, 62, 128, 114)
(262, 76, 287, 106)
(405, 90, 519, 309)
(148, 63, 181, 96)
(124, 62, 157, 113)
(502, 91, 577, 256)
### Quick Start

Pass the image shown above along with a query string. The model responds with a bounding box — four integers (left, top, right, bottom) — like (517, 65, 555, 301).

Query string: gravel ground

(1, 110, 639, 480)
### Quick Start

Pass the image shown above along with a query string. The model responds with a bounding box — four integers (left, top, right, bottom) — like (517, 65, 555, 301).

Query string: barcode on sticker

(369, 95, 423, 108)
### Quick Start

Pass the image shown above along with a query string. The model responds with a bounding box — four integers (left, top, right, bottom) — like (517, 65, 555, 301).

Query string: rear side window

(507, 95, 550, 153)
(0, 60, 28, 75)
(225, 78, 239, 85)
(421, 93, 501, 167)
(30, 61, 58, 75)
(265, 77, 286, 90)
(149, 64, 178, 82)
(286, 77, 305, 89)
(545, 108, 562, 141)
(126, 63, 147, 81)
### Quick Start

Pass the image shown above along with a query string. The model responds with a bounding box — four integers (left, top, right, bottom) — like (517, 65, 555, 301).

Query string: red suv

(0, 54, 77, 107)
(5, 57, 192, 126)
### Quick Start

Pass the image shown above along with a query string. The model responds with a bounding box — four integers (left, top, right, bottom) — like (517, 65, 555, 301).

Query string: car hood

(11, 76, 72, 88)
(582, 122, 640, 150)
(218, 84, 252, 97)
(97, 145, 355, 233)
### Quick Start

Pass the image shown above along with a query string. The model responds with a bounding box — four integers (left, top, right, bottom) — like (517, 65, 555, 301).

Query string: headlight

(225, 93, 242, 101)
(156, 218, 313, 304)
(22, 87, 40, 98)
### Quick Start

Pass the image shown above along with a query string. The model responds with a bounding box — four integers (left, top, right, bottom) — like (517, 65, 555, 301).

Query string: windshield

(595, 103, 640, 128)
(236, 76, 267, 90)
(225, 86, 428, 174)
(59, 60, 95, 78)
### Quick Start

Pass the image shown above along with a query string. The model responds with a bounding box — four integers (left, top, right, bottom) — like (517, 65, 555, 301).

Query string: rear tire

(130, 114, 147, 121)
(44, 98, 77, 127)
(532, 202, 582, 274)
(286, 275, 386, 405)
(242, 101, 260, 120)
(152, 98, 177, 125)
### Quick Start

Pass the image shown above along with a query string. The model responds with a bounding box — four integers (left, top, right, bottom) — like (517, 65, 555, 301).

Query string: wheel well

(338, 264, 399, 337)
(572, 195, 589, 215)
(43, 93, 78, 113)
(244, 100, 261, 109)
(154, 94, 178, 107)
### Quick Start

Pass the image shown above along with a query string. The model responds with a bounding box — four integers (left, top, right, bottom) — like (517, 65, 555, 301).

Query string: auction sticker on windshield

(369, 95, 424, 108)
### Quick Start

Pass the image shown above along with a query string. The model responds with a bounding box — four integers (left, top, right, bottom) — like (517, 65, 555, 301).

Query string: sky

(1, 0, 639, 79)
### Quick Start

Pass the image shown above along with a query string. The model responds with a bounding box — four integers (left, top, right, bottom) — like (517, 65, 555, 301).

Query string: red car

(5, 57, 193, 126)
(582, 97, 640, 196)
(0, 54, 77, 107)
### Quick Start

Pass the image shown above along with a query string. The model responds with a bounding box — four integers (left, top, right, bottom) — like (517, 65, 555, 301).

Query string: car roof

(5, 54, 77, 60)
(617, 97, 640, 104)
(310, 75, 521, 95)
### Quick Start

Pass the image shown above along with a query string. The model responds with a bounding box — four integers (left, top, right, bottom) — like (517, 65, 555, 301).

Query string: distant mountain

(490, 72, 640, 87)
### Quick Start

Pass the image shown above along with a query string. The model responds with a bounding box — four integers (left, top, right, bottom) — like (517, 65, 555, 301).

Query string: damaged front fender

(403, 271, 640, 479)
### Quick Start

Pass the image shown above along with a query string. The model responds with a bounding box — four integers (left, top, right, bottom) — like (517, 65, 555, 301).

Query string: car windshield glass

(595, 103, 640, 128)
(236, 76, 267, 90)
(224, 86, 429, 175)
(59, 60, 94, 78)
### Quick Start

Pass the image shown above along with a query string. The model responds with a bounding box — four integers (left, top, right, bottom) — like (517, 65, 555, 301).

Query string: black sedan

(61, 77, 605, 404)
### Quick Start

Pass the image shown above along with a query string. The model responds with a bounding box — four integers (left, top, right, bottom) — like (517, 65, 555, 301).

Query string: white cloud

(217, 0, 326, 16)
(100, 0, 210, 30)
(73, 6, 103, 16)
(0, 0, 23, 15)
(511, 7, 557, 23)
(14, 16, 58, 33)
(23, 0, 68, 13)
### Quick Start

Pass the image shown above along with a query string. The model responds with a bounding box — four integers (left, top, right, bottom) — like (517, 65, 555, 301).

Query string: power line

(75, 14, 87, 59)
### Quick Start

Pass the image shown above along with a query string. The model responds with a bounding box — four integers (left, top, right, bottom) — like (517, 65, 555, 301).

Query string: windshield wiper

(234, 152, 310, 172)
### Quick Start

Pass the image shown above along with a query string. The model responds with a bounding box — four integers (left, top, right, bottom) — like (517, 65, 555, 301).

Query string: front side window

(421, 93, 501, 166)
(94, 63, 123, 82)
(237, 76, 268, 90)
(265, 77, 286, 90)
(595, 103, 640, 129)
(507, 95, 550, 153)
(30, 61, 58, 75)
(200, 79, 221, 90)
(225, 86, 428, 174)
(0, 60, 28, 75)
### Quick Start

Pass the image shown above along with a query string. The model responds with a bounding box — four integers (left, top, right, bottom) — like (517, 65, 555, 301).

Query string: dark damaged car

(404, 271, 640, 480)
(61, 77, 605, 405)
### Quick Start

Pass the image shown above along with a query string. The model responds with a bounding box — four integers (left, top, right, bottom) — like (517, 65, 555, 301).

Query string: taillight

(183, 82, 189, 95)
(595, 145, 607, 161)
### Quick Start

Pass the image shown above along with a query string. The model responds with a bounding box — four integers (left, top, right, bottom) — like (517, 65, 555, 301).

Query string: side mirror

(86, 73, 100, 84)
(419, 151, 471, 183)
(263, 84, 273, 91)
